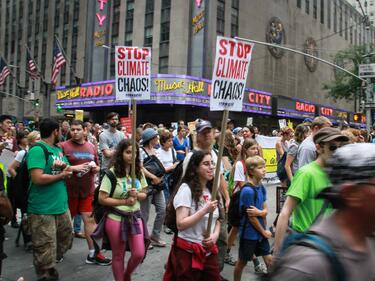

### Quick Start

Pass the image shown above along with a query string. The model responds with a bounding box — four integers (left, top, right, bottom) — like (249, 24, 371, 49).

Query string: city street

(2, 183, 278, 281)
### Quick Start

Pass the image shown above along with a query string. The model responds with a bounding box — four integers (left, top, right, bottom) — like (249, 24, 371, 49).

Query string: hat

(318, 143, 375, 207)
(196, 119, 212, 133)
(313, 127, 349, 144)
(142, 128, 158, 143)
(303, 118, 313, 125)
(233, 127, 242, 134)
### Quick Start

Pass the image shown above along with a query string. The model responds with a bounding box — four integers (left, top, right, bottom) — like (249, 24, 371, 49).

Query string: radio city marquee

(56, 75, 272, 114)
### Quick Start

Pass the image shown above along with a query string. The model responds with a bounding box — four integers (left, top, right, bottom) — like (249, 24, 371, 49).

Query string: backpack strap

(30, 143, 53, 166)
(171, 148, 177, 163)
(103, 170, 117, 198)
(289, 233, 346, 281)
(240, 183, 259, 239)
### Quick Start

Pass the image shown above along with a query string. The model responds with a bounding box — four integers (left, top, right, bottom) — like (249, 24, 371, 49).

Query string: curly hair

(180, 150, 215, 210)
(109, 139, 142, 179)
(224, 129, 238, 160)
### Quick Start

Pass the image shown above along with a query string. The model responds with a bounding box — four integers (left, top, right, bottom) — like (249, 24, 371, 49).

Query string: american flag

(0, 58, 11, 86)
(51, 42, 66, 85)
(26, 48, 40, 80)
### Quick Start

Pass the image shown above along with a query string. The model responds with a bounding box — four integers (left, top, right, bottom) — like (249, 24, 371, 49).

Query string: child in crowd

(233, 156, 272, 281)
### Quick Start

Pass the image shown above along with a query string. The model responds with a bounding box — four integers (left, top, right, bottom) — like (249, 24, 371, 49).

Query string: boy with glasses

(274, 127, 348, 254)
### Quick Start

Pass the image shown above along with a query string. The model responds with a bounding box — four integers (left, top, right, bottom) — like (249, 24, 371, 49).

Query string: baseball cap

(313, 127, 349, 144)
(142, 128, 158, 143)
(196, 119, 213, 133)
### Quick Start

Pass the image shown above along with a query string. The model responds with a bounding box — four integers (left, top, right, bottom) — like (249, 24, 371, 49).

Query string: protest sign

(278, 119, 287, 129)
(210, 36, 254, 111)
(115, 46, 151, 100)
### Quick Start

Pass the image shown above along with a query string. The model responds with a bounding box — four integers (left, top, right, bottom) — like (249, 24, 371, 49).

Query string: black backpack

(13, 143, 50, 213)
(92, 169, 117, 223)
(228, 183, 258, 228)
(276, 152, 288, 182)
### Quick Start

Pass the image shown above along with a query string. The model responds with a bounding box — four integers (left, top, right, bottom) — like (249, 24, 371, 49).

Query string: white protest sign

(246, 117, 253, 126)
(278, 119, 287, 129)
(210, 36, 254, 111)
(115, 46, 151, 100)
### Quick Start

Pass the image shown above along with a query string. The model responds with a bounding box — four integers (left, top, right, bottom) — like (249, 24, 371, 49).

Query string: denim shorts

(238, 238, 271, 262)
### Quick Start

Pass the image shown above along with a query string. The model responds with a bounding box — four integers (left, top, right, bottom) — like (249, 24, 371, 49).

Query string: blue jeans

(73, 214, 82, 233)
(163, 173, 172, 204)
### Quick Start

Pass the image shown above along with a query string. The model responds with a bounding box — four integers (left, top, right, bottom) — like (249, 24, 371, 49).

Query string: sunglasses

(328, 143, 343, 152)
(355, 181, 375, 187)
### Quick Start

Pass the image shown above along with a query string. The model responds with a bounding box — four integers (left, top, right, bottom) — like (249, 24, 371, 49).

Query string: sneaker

(56, 256, 63, 263)
(150, 236, 166, 247)
(224, 252, 236, 266)
(86, 252, 112, 266)
(163, 226, 173, 235)
(74, 232, 86, 239)
(254, 263, 268, 274)
(148, 244, 154, 250)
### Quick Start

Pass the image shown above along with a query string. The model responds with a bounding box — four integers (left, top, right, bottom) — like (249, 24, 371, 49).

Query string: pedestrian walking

(270, 143, 375, 281)
(233, 156, 272, 281)
(27, 118, 89, 281)
(163, 150, 221, 281)
(273, 127, 348, 254)
(59, 120, 111, 266)
(95, 139, 149, 281)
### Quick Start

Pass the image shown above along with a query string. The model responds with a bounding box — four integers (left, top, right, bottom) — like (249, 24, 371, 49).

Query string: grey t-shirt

(98, 129, 125, 170)
(271, 216, 375, 281)
(287, 139, 300, 175)
(297, 136, 316, 169)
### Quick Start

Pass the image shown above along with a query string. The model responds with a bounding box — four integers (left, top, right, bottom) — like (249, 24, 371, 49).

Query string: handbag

(0, 192, 14, 225)
(142, 147, 166, 177)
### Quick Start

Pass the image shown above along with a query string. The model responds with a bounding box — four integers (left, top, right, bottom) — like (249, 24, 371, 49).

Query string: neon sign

(96, 0, 107, 27)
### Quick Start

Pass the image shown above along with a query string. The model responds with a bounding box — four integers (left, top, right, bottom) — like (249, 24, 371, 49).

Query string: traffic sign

(359, 64, 375, 78)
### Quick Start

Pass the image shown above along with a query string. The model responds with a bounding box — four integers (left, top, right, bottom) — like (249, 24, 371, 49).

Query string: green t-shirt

(99, 168, 148, 221)
(287, 161, 330, 232)
(27, 141, 70, 215)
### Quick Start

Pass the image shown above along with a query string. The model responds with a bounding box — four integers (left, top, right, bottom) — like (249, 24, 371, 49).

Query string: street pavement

(2, 183, 278, 281)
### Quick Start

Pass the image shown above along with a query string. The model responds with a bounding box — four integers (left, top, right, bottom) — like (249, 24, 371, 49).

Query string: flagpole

(54, 35, 81, 84)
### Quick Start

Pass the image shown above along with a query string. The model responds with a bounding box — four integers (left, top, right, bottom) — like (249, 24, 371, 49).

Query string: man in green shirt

(274, 127, 348, 255)
(27, 118, 89, 281)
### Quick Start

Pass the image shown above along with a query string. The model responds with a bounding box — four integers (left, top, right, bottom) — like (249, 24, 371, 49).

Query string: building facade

(347, 0, 375, 25)
(0, 0, 374, 129)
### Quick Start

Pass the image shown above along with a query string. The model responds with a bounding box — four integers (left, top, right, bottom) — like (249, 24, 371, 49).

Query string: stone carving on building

(304, 37, 318, 72)
(266, 17, 286, 58)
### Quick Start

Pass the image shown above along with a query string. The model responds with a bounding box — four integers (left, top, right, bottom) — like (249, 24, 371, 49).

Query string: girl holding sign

(163, 150, 222, 281)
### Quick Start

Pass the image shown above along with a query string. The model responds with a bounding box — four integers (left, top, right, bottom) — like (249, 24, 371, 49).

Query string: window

(217, 0, 225, 35)
(344, 6, 348, 40)
(327, 0, 331, 29)
(297, 0, 302, 8)
(125, 0, 134, 46)
(159, 0, 171, 73)
(339, 6, 342, 36)
(320, 0, 324, 24)
(313, 0, 317, 19)
(231, 1, 239, 37)
(144, 26, 153, 46)
(333, 1, 337, 32)
(306, 0, 310, 14)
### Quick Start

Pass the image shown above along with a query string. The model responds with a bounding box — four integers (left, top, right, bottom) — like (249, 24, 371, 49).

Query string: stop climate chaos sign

(115, 46, 151, 101)
(210, 36, 254, 111)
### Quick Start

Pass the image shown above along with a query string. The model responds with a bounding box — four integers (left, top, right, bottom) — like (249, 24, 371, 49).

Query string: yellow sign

(154, 79, 204, 94)
(287, 120, 294, 129)
(75, 110, 84, 121)
(262, 148, 277, 173)
(192, 10, 205, 34)
(57, 87, 81, 100)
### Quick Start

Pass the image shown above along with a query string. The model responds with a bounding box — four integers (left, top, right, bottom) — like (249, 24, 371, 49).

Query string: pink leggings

(105, 217, 145, 281)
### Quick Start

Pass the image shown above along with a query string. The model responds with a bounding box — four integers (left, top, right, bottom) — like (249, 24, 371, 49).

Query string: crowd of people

(0, 112, 374, 281)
